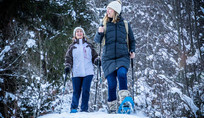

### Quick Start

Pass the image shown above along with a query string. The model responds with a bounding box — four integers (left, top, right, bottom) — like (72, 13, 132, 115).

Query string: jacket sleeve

(94, 32, 104, 43)
(128, 23, 136, 52)
(64, 45, 73, 69)
(92, 47, 99, 64)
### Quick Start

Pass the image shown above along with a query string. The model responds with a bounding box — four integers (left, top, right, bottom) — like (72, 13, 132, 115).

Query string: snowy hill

(38, 112, 147, 118)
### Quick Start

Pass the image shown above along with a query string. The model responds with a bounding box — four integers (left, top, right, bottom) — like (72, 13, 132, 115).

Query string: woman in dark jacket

(94, 0, 135, 114)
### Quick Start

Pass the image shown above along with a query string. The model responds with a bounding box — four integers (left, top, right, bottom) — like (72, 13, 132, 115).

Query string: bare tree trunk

(186, 0, 195, 90)
(180, 0, 191, 96)
(187, 0, 194, 55)
(193, 0, 203, 66)
(175, 0, 183, 83)
(34, 32, 43, 117)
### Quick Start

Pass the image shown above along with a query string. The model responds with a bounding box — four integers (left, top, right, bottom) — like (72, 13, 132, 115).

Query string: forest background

(0, 0, 203, 117)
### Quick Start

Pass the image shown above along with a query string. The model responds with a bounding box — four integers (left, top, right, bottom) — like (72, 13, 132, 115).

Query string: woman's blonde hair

(103, 11, 120, 25)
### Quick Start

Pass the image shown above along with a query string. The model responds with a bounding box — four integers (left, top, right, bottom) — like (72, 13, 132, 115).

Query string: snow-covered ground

(38, 111, 147, 118)
(38, 91, 148, 118)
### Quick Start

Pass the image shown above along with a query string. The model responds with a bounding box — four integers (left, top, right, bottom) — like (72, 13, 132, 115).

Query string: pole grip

(100, 19, 103, 27)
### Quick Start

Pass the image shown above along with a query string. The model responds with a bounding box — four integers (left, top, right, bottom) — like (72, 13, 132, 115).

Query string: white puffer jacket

(65, 38, 98, 77)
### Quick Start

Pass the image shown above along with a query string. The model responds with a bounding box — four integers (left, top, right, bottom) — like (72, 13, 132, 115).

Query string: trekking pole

(98, 19, 103, 85)
(94, 45, 102, 111)
(131, 58, 134, 102)
(94, 64, 99, 110)
(131, 57, 135, 113)
(94, 19, 103, 111)
(59, 71, 68, 114)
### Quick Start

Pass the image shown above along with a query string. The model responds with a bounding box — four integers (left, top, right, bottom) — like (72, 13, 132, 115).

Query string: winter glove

(94, 58, 101, 67)
(64, 66, 70, 74)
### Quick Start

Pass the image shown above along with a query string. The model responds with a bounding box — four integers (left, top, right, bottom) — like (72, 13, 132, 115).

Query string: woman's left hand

(130, 52, 135, 59)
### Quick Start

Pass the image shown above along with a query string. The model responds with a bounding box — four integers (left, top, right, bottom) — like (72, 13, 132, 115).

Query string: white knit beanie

(73, 27, 86, 37)
(107, 0, 122, 14)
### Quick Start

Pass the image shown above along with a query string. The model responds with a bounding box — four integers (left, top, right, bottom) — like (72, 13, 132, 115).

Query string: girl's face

(75, 29, 84, 39)
(107, 7, 115, 18)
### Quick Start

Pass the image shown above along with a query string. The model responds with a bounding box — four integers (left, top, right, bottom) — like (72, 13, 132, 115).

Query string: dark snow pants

(71, 75, 93, 112)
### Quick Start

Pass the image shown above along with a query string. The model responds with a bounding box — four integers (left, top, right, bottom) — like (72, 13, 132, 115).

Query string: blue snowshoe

(118, 96, 134, 114)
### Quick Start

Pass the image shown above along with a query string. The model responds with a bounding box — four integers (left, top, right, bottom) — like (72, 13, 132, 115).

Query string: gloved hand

(94, 58, 101, 67)
(64, 66, 70, 74)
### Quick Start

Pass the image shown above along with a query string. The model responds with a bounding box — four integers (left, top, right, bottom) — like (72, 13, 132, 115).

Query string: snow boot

(118, 90, 130, 104)
(107, 100, 117, 114)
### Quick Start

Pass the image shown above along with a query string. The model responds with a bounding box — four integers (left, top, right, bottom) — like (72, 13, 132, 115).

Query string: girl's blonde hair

(103, 11, 120, 25)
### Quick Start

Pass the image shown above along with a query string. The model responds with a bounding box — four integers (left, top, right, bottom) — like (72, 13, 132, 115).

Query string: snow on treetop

(0, 46, 10, 61)
(26, 39, 36, 48)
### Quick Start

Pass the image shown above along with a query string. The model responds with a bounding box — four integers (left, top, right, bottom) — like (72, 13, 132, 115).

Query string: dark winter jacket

(65, 38, 98, 77)
(94, 17, 135, 78)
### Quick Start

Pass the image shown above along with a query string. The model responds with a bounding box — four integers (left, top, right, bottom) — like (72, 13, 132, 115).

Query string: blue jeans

(107, 67, 128, 102)
(71, 75, 93, 111)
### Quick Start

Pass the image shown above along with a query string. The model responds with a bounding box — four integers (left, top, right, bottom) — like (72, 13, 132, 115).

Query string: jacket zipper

(115, 24, 117, 69)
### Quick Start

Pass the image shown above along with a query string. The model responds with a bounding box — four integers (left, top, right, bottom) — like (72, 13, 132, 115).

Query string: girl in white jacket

(65, 27, 100, 113)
